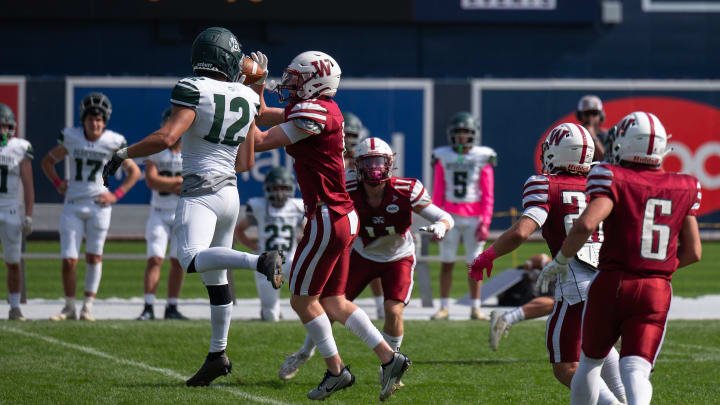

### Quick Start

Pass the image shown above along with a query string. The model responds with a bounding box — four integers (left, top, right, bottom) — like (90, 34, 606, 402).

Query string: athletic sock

(344, 308, 384, 349)
(167, 297, 179, 306)
(209, 303, 232, 352)
(602, 347, 627, 402)
(304, 313, 338, 358)
(440, 297, 450, 309)
(8, 293, 20, 308)
(83, 296, 95, 311)
(300, 333, 316, 356)
(503, 307, 525, 326)
(471, 298, 481, 309)
(144, 294, 156, 305)
(620, 355, 653, 405)
(570, 352, 605, 405)
(194, 247, 258, 272)
(374, 295, 384, 309)
(84, 262, 102, 295)
(382, 332, 403, 352)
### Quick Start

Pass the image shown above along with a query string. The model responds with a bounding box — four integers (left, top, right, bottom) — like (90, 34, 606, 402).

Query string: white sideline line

(0, 326, 292, 405)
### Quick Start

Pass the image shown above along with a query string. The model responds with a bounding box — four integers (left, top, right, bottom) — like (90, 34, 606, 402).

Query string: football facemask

(356, 155, 392, 186)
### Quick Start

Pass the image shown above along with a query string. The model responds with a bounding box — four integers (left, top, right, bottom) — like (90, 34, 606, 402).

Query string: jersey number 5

(641, 198, 672, 261)
(203, 94, 251, 146)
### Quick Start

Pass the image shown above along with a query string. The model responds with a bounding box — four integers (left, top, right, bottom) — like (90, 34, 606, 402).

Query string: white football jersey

(433, 145, 496, 203)
(0, 137, 33, 208)
(245, 197, 304, 259)
(145, 149, 182, 210)
(59, 127, 127, 201)
(170, 76, 260, 196)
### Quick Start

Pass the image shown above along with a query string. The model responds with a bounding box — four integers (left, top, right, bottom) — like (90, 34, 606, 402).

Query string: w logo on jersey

(547, 127, 569, 146)
(311, 59, 332, 77)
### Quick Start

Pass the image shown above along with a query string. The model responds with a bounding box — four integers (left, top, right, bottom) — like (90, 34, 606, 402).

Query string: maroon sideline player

(537, 112, 702, 405)
(278, 137, 454, 386)
(254, 51, 411, 401)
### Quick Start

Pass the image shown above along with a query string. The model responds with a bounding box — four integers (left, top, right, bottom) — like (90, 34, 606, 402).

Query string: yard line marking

(1, 326, 293, 405)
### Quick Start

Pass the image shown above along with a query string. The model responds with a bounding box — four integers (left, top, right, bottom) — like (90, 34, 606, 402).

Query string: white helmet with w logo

(610, 111, 668, 166)
(276, 51, 341, 103)
(354, 137, 394, 185)
(541, 123, 595, 174)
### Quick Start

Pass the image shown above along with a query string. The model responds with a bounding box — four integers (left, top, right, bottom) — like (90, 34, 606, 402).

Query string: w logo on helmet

(617, 117, 636, 137)
(311, 59, 332, 77)
(547, 127, 569, 146)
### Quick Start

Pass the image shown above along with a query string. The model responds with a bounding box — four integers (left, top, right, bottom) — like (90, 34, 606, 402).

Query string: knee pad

(206, 284, 232, 306)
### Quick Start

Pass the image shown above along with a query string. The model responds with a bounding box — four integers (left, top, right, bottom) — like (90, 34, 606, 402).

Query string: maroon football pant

(581, 271, 671, 365)
(344, 251, 416, 305)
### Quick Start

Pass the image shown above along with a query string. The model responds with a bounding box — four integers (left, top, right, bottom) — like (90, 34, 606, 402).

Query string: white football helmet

(541, 123, 595, 174)
(611, 111, 668, 166)
(276, 51, 341, 103)
(354, 137, 394, 185)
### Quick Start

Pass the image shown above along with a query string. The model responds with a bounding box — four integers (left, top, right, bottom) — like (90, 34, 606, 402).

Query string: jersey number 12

(203, 94, 251, 146)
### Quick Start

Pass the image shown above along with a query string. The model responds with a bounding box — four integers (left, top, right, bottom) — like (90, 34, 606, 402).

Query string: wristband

(53, 178, 63, 188)
(556, 251, 569, 265)
(113, 188, 126, 200)
(116, 147, 129, 159)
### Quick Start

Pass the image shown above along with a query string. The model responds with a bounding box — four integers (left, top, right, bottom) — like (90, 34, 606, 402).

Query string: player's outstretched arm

(255, 125, 293, 152)
(490, 216, 539, 257)
(144, 161, 182, 193)
(125, 106, 195, 159)
(234, 216, 259, 252)
(254, 86, 284, 127)
(235, 122, 257, 173)
(41, 145, 68, 195)
(677, 215, 702, 268)
(20, 157, 34, 221)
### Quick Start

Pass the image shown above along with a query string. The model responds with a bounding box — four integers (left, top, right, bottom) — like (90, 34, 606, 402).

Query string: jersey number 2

(641, 198, 672, 260)
(203, 94, 250, 146)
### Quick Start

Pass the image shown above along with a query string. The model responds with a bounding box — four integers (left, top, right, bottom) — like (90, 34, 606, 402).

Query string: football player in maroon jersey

(278, 137, 454, 386)
(469, 123, 626, 404)
(538, 112, 702, 405)
(254, 52, 411, 401)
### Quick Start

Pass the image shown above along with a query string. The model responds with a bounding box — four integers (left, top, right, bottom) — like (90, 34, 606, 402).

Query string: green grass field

(1, 241, 719, 404)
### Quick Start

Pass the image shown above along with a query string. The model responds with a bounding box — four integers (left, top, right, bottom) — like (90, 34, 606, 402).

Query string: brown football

(241, 56, 264, 85)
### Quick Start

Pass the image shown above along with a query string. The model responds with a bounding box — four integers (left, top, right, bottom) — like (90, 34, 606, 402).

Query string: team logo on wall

(534, 97, 720, 216)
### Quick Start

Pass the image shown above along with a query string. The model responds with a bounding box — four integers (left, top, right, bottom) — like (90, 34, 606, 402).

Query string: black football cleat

(136, 304, 155, 321)
(186, 351, 232, 387)
(164, 305, 189, 320)
(256, 250, 285, 289)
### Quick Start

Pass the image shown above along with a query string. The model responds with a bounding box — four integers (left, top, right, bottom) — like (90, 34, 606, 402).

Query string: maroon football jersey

(284, 98, 354, 218)
(522, 173, 601, 263)
(347, 176, 430, 262)
(586, 163, 701, 279)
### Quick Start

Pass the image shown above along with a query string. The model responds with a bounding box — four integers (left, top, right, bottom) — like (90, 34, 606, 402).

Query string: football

(241, 56, 264, 85)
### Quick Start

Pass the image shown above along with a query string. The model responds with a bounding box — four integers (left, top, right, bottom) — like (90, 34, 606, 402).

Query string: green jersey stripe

(171, 84, 200, 107)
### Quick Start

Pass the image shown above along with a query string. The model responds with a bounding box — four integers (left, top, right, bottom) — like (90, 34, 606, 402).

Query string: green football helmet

(161, 107, 172, 126)
(264, 166, 295, 207)
(342, 111, 368, 152)
(191, 27, 244, 82)
(447, 111, 478, 151)
(79, 92, 112, 122)
(0, 103, 17, 137)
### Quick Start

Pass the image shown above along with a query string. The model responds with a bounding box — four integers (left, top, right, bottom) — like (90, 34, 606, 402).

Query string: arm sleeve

(170, 80, 200, 109)
(418, 203, 454, 229)
(279, 119, 322, 144)
(24, 142, 34, 160)
(689, 180, 701, 216)
(586, 164, 616, 203)
(410, 179, 432, 207)
(431, 159, 446, 208)
(521, 174, 550, 228)
(478, 164, 494, 225)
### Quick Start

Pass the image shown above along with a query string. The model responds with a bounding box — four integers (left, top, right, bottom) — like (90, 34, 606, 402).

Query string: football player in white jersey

(431, 112, 496, 320)
(0, 104, 34, 321)
(235, 166, 304, 321)
(137, 108, 187, 321)
(102, 27, 284, 387)
(41, 92, 141, 322)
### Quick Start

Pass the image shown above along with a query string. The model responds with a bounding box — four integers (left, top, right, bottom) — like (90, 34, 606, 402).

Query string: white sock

(304, 313, 337, 358)
(194, 247, 258, 272)
(84, 262, 102, 294)
(440, 297, 450, 309)
(571, 352, 605, 405)
(382, 332, 403, 352)
(167, 297, 178, 306)
(65, 296, 75, 308)
(620, 356, 653, 405)
(144, 294, 156, 305)
(598, 381, 622, 405)
(209, 303, 233, 353)
(8, 293, 20, 308)
(344, 308, 384, 349)
(471, 298, 481, 309)
(255, 271, 280, 321)
(503, 307, 525, 326)
(374, 295, 384, 309)
(83, 296, 95, 311)
(602, 347, 627, 402)
(300, 333, 316, 356)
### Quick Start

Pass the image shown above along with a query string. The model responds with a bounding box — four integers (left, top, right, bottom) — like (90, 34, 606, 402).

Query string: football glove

(22, 216, 32, 236)
(102, 151, 126, 187)
(475, 220, 489, 242)
(468, 245, 498, 281)
(250, 51, 269, 85)
(419, 221, 447, 240)
(536, 254, 569, 294)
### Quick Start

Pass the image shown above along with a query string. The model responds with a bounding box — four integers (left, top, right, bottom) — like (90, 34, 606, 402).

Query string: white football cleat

(50, 304, 77, 321)
(79, 305, 96, 322)
(489, 310, 511, 351)
(279, 350, 314, 380)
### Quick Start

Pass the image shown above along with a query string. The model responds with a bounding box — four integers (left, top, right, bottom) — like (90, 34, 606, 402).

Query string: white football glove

(536, 254, 569, 294)
(419, 222, 447, 240)
(22, 216, 32, 236)
(250, 51, 269, 85)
